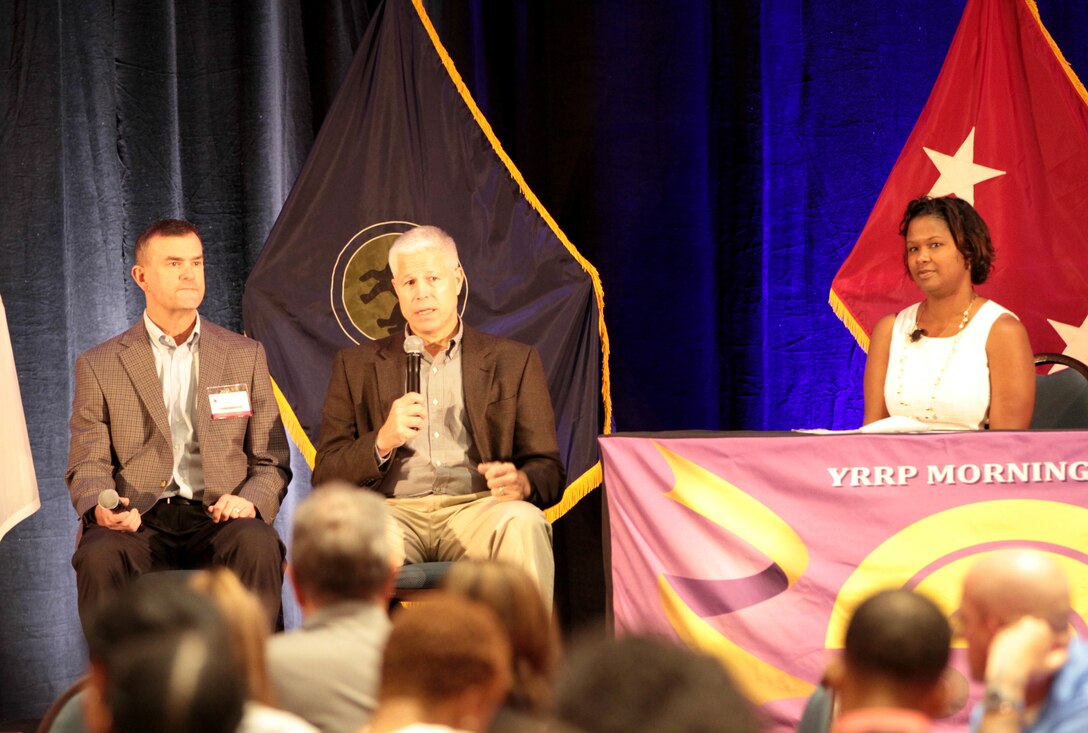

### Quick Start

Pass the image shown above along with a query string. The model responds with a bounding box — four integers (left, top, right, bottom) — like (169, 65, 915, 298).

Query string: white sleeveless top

(882, 299, 1016, 431)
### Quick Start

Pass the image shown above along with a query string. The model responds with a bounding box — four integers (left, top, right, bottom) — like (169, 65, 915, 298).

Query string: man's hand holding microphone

(376, 336, 427, 460)
(94, 488, 141, 532)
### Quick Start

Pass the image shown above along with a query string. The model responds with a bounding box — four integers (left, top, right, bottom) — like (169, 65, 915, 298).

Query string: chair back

(36, 676, 87, 733)
(1032, 353, 1088, 429)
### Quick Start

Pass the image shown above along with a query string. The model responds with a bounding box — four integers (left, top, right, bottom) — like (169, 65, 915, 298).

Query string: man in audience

(312, 225, 564, 602)
(367, 593, 512, 733)
(66, 218, 290, 631)
(555, 635, 760, 733)
(83, 574, 246, 733)
(266, 483, 395, 733)
(960, 549, 1088, 732)
(825, 588, 952, 732)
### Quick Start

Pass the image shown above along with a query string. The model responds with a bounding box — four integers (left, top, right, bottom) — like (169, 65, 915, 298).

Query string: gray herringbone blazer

(66, 318, 290, 523)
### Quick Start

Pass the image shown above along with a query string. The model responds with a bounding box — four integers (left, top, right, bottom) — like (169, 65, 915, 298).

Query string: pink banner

(602, 431, 1088, 731)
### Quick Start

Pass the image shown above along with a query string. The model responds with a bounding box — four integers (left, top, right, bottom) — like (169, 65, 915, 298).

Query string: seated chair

(1031, 353, 1088, 429)
(393, 561, 452, 602)
(36, 676, 86, 733)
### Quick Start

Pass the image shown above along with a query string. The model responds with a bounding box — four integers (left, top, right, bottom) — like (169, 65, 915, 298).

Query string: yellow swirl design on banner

(659, 575, 815, 704)
(654, 442, 808, 584)
(825, 500, 1088, 647)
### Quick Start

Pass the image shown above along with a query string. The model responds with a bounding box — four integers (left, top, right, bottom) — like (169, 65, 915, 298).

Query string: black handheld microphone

(404, 335, 424, 394)
(97, 489, 125, 512)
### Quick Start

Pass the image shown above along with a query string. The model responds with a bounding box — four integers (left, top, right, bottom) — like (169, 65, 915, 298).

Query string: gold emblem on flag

(331, 221, 416, 342)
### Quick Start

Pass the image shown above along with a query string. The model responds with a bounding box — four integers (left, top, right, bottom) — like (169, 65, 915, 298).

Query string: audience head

(290, 482, 393, 608)
(899, 195, 993, 285)
(374, 593, 512, 733)
(443, 560, 561, 713)
(829, 588, 951, 716)
(189, 567, 275, 705)
(959, 550, 1072, 680)
(83, 573, 246, 733)
(555, 635, 760, 733)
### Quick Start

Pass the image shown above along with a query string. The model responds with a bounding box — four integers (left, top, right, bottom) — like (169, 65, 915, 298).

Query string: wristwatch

(983, 686, 1025, 718)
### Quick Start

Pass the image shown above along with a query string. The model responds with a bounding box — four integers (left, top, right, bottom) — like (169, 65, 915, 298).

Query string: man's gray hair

(290, 482, 391, 602)
(387, 225, 460, 278)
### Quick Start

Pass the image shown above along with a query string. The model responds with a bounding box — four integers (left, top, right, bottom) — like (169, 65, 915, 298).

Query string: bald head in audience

(959, 550, 1085, 732)
(961, 551, 1071, 677)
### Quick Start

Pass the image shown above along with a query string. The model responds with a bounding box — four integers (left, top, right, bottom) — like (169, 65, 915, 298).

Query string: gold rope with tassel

(412, 0, 613, 521)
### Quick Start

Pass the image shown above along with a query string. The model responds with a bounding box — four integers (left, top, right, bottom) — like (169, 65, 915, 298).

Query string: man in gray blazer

(313, 225, 564, 602)
(67, 219, 290, 632)
(267, 483, 394, 733)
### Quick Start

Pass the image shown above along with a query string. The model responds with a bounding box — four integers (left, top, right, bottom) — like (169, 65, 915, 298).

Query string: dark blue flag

(242, 0, 609, 520)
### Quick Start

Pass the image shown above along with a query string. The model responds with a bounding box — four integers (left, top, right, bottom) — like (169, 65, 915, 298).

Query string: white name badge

(207, 384, 253, 419)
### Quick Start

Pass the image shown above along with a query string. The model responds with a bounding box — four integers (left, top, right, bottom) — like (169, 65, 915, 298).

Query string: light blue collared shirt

(143, 312, 204, 500)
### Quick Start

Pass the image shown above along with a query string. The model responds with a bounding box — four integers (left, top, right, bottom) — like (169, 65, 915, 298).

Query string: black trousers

(72, 500, 285, 636)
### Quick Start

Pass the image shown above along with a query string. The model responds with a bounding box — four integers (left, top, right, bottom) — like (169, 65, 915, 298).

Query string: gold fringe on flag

(412, 0, 613, 520)
(828, 289, 871, 353)
(1024, 0, 1088, 106)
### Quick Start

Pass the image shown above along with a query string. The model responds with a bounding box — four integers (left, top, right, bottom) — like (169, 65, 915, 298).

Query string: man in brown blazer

(313, 225, 564, 602)
(67, 219, 290, 632)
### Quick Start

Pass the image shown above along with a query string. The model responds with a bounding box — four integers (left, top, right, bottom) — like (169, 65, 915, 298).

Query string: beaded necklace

(896, 293, 977, 423)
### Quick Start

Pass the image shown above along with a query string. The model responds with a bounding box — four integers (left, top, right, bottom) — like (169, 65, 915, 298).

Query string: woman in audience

(443, 560, 561, 731)
(368, 593, 512, 733)
(863, 195, 1034, 431)
(189, 568, 319, 733)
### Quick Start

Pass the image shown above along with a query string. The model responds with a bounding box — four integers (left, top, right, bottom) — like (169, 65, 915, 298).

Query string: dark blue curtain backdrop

(2, 0, 1087, 719)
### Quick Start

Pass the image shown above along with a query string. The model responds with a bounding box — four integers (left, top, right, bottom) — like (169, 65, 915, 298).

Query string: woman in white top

(863, 196, 1035, 430)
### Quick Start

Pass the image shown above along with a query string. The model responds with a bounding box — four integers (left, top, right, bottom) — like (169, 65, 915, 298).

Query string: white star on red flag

(1047, 314, 1088, 366)
(923, 127, 1006, 205)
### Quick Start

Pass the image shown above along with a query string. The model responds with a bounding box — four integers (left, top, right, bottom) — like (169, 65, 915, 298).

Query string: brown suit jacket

(66, 318, 290, 523)
(312, 325, 564, 508)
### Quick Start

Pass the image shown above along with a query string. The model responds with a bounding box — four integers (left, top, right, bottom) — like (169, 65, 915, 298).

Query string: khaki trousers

(386, 491, 554, 604)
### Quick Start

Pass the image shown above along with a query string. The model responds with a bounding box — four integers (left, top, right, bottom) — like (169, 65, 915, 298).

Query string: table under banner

(600, 430, 1088, 732)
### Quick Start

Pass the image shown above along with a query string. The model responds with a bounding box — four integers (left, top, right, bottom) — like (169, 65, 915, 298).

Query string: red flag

(831, 0, 1088, 362)
(0, 295, 40, 541)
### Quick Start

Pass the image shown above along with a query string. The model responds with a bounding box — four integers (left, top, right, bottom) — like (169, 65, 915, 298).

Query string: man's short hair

(844, 589, 951, 685)
(379, 592, 511, 705)
(85, 574, 246, 733)
(555, 635, 761, 733)
(290, 482, 391, 603)
(387, 225, 459, 278)
(134, 218, 201, 263)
